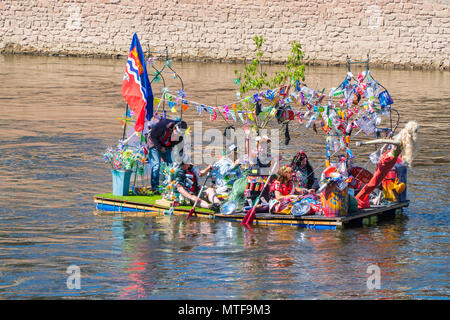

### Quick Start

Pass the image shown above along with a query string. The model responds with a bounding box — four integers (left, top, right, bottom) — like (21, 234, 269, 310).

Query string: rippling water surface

(0, 54, 448, 299)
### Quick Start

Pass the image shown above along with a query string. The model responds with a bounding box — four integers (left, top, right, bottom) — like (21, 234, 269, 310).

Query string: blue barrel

(396, 165, 407, 201)
(112, 170, 132, 196)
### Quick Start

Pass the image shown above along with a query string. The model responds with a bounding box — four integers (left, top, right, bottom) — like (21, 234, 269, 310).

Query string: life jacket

(185, 168, 199, 194)
(146, 115, 178, 149)
(160, 126, 174, 147)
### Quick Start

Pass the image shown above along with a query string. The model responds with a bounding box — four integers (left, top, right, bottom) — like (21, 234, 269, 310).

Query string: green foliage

(234, 36, 306, 95)
(233, 36, 306, 130)
(234, 36, 270, 94)
(270, 41, 306, 88)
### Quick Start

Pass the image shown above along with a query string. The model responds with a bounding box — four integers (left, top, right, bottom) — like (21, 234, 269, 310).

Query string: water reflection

(0, 54, 448, 299)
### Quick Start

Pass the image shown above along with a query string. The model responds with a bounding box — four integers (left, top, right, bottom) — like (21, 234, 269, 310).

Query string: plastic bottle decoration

(356, 116, 376, 135)
(306, 112, 317, 128)
(279, 85, 290, 97)
(223, 105, 229, 120)
(229, 109, 237, 122)
(378, 90, 393, 107)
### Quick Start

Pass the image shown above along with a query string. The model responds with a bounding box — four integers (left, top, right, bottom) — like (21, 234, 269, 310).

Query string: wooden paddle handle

(356, 139, 400, 147)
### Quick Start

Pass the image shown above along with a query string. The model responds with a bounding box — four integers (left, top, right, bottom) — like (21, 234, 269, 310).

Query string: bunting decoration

(148, 68, 392, 166)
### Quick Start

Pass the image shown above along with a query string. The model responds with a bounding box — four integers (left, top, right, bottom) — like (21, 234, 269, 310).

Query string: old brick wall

(0, 0, 448, 69)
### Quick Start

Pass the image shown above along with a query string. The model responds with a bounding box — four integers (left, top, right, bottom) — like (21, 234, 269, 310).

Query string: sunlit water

(0, 54, 448, 299)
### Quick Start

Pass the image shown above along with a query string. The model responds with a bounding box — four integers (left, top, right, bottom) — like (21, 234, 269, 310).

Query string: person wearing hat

(147, 119, 187, 193)
(290, 150, 316, 192)
(210, 144, 241, 197)
(173, 156, 221, 210)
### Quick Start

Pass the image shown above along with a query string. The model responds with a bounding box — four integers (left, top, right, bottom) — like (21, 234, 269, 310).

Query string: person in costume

(147, 119, 187, 193)
(354, 121, 418, 209)
(211, 144, 242, 199)
(174, 156, 222, 210)
(290, 150, 317, 192)
(269, 165, 307, 213)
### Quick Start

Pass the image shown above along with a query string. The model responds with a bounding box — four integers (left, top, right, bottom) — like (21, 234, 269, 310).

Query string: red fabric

(160, 127, 174, 147)
(355, 150, 398, 209)
(269, 180, 293, 196)
(121, 47, 147, 132)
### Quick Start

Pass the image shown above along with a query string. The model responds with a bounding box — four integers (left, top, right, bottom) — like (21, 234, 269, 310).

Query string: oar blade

(246, 207, 256, 226)
(186, 207, 195, 219)
(241, 207, 255, 226)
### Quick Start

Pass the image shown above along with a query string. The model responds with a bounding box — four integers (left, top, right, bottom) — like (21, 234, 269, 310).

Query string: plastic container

(220, 200, 238, 215)
(378, 90, 393, 107)
(292, 197, 316, 216)
(382, 170, 397, 202)
(396, 165, 407, 202)
(112, 170, 132, 196)
(320, 183, 348, 217)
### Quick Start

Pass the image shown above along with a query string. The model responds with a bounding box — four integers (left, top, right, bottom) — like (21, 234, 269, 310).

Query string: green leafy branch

(233, 36, 306, 131)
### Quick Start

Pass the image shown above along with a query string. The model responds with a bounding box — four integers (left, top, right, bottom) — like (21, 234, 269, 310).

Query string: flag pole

(122, 104, 129, 141)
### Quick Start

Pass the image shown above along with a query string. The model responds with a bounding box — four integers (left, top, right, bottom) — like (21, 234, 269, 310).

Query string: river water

(0, 54, 448, 299)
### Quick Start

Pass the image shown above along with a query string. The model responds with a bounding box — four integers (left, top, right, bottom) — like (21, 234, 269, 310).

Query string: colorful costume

(211, 158, 241, 197)
(269, 180, 294, 213)
(355, 150, 398, 209)
(296, 167, 309, 189)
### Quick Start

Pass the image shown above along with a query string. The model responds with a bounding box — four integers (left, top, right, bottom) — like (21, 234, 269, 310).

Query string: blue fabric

(149, 146, 173, 190)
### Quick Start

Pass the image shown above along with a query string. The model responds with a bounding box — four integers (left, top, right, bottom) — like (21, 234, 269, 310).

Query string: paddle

(241, 160, 278, 226)
(186, 170, 211, 219)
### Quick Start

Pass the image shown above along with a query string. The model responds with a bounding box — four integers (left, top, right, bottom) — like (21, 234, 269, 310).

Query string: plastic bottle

(332, 136, 340, 152)
(306, 112, 318, 128)
(336, 178, 348, 191)
(345, 122, 353, 135)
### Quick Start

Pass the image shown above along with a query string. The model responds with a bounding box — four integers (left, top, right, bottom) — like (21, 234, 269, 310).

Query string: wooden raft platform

(94, 195, 409, 230)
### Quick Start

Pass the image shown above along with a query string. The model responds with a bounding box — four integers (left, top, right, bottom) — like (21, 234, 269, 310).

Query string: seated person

(268, 165, 306, 213)
(211, 144, 241, 198)
(290, 150, 317, 193)
(174, 158, 222, 211)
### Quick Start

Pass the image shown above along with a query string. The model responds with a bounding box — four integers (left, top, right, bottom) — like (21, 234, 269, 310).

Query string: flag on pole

(121, 33, 153, 132)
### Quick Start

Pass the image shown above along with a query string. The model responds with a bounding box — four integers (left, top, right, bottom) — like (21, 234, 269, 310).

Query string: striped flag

(121, 33, 153, 132)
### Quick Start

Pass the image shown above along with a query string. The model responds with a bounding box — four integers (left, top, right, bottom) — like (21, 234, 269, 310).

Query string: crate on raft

(94, 192, 409, 230)
(244, 174, 273, 206)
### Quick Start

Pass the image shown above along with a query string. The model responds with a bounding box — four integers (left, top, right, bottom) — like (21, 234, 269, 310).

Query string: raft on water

(93, 193, 409, 230)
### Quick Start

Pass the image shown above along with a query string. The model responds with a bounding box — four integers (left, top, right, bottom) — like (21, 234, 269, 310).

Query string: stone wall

(0, 0, 448, 69)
